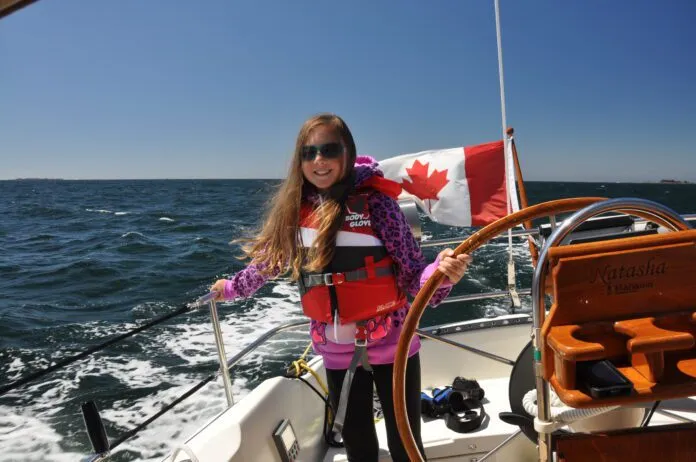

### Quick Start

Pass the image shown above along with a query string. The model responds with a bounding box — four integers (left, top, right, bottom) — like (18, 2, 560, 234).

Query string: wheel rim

(391, 197, 606, 461)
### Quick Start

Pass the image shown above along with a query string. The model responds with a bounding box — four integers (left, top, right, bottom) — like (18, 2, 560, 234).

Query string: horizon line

(2, 178, 694, 185)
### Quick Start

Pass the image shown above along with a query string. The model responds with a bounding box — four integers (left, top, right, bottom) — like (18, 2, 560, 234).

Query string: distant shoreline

(659, 179, 693, 184)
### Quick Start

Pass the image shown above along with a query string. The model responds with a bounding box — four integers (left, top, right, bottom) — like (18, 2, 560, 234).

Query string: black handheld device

(576, 359, 633, 399)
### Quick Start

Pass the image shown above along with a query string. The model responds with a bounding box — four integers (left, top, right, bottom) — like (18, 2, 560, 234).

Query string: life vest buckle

(355, 324, 368, 347)
(323, 272, 345, 286)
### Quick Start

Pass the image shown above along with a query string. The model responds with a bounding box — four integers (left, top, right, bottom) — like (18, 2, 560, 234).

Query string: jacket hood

(354, 155, 384, 187)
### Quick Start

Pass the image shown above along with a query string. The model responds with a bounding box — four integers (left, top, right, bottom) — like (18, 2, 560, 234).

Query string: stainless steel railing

(191, 288, 531, 408)
(188, 293, 311, 408)
(420, 213, 696, 248)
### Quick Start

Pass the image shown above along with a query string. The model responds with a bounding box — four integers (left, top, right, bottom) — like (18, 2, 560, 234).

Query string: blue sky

(1, 0, 694, 182)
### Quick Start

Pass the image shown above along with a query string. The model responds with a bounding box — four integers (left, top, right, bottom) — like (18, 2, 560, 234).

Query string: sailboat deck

(323, 376, 696, 461)
(323, 376, 536, 461)
(163, 319, 696, 462)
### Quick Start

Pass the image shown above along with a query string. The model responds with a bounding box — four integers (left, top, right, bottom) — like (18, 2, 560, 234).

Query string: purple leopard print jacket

(222, 155, 453, 369)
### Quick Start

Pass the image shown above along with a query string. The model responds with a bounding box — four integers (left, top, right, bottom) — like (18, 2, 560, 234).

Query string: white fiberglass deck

(323, 376, 536, 462)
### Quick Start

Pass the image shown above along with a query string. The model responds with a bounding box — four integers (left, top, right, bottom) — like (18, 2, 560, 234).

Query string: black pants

(325, 353, 427, 462)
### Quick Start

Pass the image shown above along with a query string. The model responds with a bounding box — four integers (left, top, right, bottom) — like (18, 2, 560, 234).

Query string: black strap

(445, 399, 487, 433)
(331, 321, 371, 434)
(302, 265, 395, 288)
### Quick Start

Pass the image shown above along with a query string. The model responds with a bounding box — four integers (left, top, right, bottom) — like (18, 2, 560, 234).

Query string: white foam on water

(0, 280, 308, 461)
(85, 209, 113, 214)
(102, 377, 250, 462)
(0, 409, 84, 462)
(5, 356, 24, 376)
(2, 351, 52, 383)
(159, 217, 175, 222)
(121, 231, 146, 239)
(84, 209, 133, 216)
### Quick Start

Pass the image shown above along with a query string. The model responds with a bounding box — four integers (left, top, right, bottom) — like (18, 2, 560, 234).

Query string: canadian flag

(377, 139, 520, 227)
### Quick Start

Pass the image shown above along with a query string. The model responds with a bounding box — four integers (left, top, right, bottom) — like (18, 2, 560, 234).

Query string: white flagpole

(494, 0, 508, 144)
(494, 0, 521, 309)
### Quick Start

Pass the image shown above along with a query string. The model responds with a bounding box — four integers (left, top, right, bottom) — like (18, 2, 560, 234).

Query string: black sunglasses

(301, 142, 344, 162)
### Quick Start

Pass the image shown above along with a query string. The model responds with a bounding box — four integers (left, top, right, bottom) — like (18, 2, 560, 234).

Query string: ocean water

(1, 179, 694, 461)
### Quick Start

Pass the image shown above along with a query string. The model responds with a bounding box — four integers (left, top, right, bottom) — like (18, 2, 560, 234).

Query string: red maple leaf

(401, 159, 449, 201)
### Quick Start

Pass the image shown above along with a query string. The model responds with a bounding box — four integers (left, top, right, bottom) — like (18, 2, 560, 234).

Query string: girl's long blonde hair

(238, 113, 357, 280)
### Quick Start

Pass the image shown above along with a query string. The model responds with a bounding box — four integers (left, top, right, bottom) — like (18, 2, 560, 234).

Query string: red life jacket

(298, 177, 407, 324)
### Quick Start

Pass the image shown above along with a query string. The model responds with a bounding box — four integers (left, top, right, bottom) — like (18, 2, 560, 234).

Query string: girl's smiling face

(300, 124, 346, 191)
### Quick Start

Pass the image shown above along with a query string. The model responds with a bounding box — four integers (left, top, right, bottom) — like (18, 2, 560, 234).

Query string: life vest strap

(332, 320, 372, 435)
(302, 265, 395, 288)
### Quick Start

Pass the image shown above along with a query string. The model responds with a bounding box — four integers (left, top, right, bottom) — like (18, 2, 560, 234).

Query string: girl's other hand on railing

(210, 279, 228, 301)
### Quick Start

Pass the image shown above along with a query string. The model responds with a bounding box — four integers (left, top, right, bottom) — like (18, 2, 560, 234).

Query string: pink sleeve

(221, 263, 272, 300)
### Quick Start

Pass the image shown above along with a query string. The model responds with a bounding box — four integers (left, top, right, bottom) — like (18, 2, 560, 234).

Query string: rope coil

(287, 342, 329, 397)
(522, 388, 619, 423)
